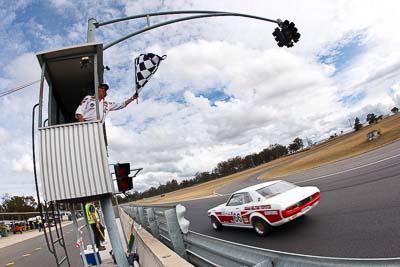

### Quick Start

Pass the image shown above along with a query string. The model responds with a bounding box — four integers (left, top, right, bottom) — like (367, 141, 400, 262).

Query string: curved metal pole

(96, 10, 223, 27)
(104, 12, 279, 50)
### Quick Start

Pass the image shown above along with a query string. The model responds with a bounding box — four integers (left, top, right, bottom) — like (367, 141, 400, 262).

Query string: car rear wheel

(211, 216, 223, 231)
(252, 218, 270, 236)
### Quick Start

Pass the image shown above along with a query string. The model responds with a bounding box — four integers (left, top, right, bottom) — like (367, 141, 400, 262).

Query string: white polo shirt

(75, 95, 126, 121)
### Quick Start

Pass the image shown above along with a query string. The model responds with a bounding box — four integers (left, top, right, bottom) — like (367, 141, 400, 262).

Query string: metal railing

(123, 205, 186, 256)
(121, 204, 400, 267)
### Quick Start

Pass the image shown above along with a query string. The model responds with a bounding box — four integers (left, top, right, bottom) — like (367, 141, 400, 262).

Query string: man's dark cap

(99, 83, 109, 90)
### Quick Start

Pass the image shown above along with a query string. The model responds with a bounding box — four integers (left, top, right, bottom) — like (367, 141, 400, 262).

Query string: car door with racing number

(224, 193, 246, 225)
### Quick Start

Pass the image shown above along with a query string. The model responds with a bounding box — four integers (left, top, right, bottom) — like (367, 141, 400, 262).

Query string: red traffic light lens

(114, 163, 130, 178)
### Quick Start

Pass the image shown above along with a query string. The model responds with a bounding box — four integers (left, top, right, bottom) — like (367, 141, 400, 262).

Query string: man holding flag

(75, 53, 166, 122)
(75, 83, 138, 122)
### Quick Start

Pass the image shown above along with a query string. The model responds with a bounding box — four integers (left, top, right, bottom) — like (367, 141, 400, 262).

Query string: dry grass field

(134, 114, 400, 204)
(259, 113, 400, 179)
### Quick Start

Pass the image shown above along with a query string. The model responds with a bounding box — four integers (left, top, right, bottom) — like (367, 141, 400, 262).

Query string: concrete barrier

(119, 207, 193, 267)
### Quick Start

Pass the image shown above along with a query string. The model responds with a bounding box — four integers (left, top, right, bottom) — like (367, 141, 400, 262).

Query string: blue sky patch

(319, 31, 367, 75)
(197, 89, 231, 106)
(168, 91, 187, 104)
(340, 90, 366, 106)
(11, 2, 76, 53)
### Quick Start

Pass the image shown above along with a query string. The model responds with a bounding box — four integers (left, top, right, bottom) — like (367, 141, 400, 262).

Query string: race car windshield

(256, 181, 296, 198)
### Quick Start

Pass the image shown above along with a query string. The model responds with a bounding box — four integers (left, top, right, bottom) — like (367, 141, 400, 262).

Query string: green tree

(165, 179, 179, 192)
(269, 144, 289, 159)
(293, 137, 304, 150)
(391, 107, 399, 114)
(0, 193, 11, 212)
(1, 196, 37, 212)
(288, 137, 304, 153)
(288, 138, 303, 153)
(288, 143, 298, 153)
(366, 113, 378, 125)
(354, 117, 362, 131)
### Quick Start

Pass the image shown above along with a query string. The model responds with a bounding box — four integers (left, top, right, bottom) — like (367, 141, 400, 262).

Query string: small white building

(367, 130, 380, 141)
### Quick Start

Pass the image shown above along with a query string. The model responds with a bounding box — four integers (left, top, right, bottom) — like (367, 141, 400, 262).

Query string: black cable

(32, 103, 42, 215)
(0, 80, 40, 98)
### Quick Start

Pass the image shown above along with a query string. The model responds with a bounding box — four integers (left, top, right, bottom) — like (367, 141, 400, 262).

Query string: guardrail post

(133, 207, 139, 222)
(145, 208, 159, 237)
(129, 206, 135, 218)
(176, 204, 190, 234)
(123, 206, 131, 217)
(138, 207, 146, 226)
(165, 208, 187, 258)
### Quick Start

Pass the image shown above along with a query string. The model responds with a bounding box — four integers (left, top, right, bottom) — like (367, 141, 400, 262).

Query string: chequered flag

(135, 53, 167, 92)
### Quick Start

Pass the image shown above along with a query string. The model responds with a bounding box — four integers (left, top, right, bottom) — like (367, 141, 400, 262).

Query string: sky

(1, 0, 400, 199)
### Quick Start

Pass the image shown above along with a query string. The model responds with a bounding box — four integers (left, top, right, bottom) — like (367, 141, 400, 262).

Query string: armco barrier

(122, 204, 400, 267)
(119, 206, 193, 267)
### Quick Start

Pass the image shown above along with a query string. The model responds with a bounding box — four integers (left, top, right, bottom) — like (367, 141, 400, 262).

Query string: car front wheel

(252, 218, 270, 236)
(211, 216, 223, 231)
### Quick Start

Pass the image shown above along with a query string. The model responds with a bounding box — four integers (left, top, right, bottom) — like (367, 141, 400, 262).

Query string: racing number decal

(233, 212, 243, 223)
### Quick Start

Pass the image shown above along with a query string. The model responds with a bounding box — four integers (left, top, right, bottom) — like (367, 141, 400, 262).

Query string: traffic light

(273, 20, 301, 48)
(114, 163, 133, 193)
(288, 22, 300, 43)
(280, 20, 294, 48)
(272, 27, 287, 47)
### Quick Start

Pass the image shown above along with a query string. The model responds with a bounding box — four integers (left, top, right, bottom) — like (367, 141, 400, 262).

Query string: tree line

(0, 195, 38, 217)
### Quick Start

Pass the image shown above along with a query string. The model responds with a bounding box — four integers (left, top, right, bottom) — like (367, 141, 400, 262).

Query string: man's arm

(124, 92, 139, 106)
(75, 96, 90, 122)
(107, 92, 140, 111)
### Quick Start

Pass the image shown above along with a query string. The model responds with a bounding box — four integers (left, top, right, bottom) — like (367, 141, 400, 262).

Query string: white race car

(207, 180, 320, 236)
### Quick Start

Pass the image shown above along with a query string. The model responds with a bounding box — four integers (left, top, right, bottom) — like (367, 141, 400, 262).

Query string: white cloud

(391, 83, 400, 107)
(4, 53, 41, 82)
(0, 128, 8, 144)
(12, 154, 33, 173)
(48, 0, 75, 9)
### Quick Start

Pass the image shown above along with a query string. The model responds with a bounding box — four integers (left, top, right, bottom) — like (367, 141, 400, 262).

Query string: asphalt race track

(181, 141, 400, 258)
(0, 220, 88, 267)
